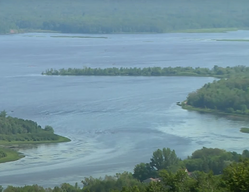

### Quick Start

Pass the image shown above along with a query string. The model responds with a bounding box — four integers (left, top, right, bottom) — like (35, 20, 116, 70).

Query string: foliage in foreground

(133, 147, 249, 181)
(3, 158, 249, 192)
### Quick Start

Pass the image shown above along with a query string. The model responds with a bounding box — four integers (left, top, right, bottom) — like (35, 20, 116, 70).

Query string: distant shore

(0, 28, 243, 36)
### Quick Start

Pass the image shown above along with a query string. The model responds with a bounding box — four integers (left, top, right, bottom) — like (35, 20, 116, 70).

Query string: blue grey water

(1, 31, 249, 188)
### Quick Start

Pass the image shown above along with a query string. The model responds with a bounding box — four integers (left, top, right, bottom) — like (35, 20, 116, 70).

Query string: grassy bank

(0, 113, 71, 163)
(214, 39, 249, 42)
(0, 135, 71, 146)
(0, 147, 24, 163)
(1, 28, 243, 36)
(180, 103, 249, 120)
(0, 136, 70, 163)
(2, 29, 58, 35)
(50, 36, 107, 39)
(173, 28, 239, 33)
(240, 128, 249, 134)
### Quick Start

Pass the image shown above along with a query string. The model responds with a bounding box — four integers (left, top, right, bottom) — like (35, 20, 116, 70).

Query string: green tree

(150, 148, 181, 172)
(0, 111, 7, 118)
(223, 159, 249, 192)
(133, 163, 157, 181)
(44, 125, 54, 133)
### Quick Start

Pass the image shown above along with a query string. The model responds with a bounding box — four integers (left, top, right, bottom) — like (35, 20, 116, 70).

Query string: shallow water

(1, 31, 249, 187)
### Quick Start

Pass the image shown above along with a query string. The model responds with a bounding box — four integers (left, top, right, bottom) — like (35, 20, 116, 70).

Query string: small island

(240, 128, 249, 134)
(0, 111, 70, 163)
(42, 65, 249, 78)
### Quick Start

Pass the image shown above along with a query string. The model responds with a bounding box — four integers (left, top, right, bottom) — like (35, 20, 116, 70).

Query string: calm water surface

(1, 31, 249, 187)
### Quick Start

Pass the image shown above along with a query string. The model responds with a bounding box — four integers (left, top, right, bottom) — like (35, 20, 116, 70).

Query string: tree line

(42, 65, 249, 78)
(1, 0, 249, 34)
(1, 147, 249, 191)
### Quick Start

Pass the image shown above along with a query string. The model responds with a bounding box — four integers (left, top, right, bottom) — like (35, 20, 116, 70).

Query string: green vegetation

(183, 77, 249, 116)
(240, 127, 249, 134)
(214, 39, 249, 42)
(0, 147, 24, 163)
(133, 147, 249, 181)
(50, 36, 107, 39)
(1, 147, 249, 191)
(0, 111, 70, 144)
(0, 111, 70, 163)
(174, 28, 239, 33)
(42, 65, 249, 78)
(1, 0, 249, 34)
(42, 65, 249, 118)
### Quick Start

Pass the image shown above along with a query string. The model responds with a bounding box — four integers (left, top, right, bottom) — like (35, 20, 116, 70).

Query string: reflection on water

(1, 31, 249, 187)
(10, 143, 59, 151)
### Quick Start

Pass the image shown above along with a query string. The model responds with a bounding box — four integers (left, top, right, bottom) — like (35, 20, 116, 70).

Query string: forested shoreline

(1, 0, 249, 34)
(0, 111, 70, 144)
(0, 111, 70, 163)
(1, 147, 249, 191)
(182, 77, 249, 116)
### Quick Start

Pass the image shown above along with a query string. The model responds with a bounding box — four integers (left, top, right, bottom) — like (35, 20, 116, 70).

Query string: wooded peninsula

(0, 111, 70, 163)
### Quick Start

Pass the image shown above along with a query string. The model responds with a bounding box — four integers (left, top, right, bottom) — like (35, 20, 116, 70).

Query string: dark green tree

(150, 148, 181, 172)
(223, 159, 249, 192)
(133, 163, 157, 181)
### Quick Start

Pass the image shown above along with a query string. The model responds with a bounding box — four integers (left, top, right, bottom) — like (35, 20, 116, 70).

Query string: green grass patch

(181, 104, 249, 120)
(0, 135, 71, 146)
(214, 39, 249, 42)
(0, 147, 24, 163)
(172, 28, 238, 33)
(240, 128, 249, 134)
(50, 36, 107, 39)
(0, 136, 70, 163)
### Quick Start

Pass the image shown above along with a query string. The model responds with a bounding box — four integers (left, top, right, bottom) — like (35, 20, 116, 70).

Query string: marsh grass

(173, 28, 238, 33)
(0, 135, 71, 145)
(0, 135, 70, 163)
(50, 36, 107, 39)
(240, 128, 249, 134)
(181, 104, 249, 120)
(214, 39, 249, 42)
(0, 147, 24, 163)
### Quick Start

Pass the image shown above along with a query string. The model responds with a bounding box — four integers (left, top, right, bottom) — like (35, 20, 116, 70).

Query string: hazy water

(1, 31, 249, 188)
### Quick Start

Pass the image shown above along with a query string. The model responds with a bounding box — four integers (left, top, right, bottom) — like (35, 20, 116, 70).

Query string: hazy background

(1, 0, 249, 34)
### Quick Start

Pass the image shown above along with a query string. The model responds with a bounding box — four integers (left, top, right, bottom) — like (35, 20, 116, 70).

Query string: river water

(1, 31, 249, 188)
